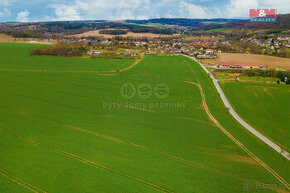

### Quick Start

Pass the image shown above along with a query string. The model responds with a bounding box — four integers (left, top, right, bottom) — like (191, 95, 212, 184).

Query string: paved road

(184, 55, 290, 160)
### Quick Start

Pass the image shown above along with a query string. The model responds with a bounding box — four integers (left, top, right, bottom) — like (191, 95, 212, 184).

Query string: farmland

(69, 29, 179, 38)
(217, 53, 290, 70)
(193, 28, 232, 33)
(220, 81, 290, 152)
(0, 43, 289, 192)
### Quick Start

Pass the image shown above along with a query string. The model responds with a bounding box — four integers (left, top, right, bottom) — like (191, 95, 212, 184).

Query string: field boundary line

(183, 55, 290, 160)
(0, 58, 142, 74)
(0, 105, 283, 188)
(0, 128, 174, 193)
(0, 167, 47, 193)
(184, 80, 289, 189)
(182, 62, 289, 189)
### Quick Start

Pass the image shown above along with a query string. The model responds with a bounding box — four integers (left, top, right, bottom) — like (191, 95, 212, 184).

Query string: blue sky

(0, 0, 289, 22)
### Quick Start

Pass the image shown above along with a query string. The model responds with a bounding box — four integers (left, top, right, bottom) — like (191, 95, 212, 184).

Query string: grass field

(194, 28, 232, 33)
(0, 43, 289, 192)
(220, 81, 290, 152)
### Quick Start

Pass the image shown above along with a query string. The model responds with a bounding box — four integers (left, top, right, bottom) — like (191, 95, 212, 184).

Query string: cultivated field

(0, 43, 289, 192)
(220, 81, 290, 152)
(70, 29, 179, 38)
(217, 53, 290, 70)
(0, 33, 15, 42)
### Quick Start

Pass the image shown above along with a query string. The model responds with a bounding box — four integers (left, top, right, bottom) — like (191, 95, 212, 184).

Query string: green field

(239, 76, 280, 82)
(0, 43, 289, 192)
(194, 28, 232, 33)
(220, 81, 290, 152)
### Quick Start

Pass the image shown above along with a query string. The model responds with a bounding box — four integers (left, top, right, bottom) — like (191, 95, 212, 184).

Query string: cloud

(48, 0, 220, 21)
(16, 10, 30, 22)
(0, 8, 10, 18)
(53, 5, 81, 21)
(0, 0, 10, 6)
(226, 0, 290, 18)
(1, 0, 290, 22)
(179, 1, 209, 18)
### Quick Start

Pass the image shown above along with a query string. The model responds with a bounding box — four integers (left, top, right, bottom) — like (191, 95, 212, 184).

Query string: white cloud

(49, 0, 220, 20)
(226, 0, 259, 18)
(39, 0, 290, 21)
(0, 8, 10, 18)
(226, 0, 290, 18)
(179, 1, 209, 18)
(53, 5, 81, 21)
(0, 0, 10, 6)
(16, 10, 30, 22)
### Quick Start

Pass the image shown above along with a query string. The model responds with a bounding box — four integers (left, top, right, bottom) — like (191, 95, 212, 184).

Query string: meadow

(194, 28, 232, 33)
(220, 81, 290, 152)
(0, 43, 289, 192)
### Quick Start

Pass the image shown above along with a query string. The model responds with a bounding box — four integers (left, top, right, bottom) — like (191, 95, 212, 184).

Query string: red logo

(249, 9, 277, 18)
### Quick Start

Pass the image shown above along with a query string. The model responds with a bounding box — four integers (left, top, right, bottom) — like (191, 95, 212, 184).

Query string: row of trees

(1, 30, 44, 38)
(99, 30, 128, 35)
(91, 52, 140, 59)
(31, 42, 88, 57)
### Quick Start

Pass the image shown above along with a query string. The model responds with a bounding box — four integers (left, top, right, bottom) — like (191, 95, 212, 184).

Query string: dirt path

(185, 55, 289, 160)
(184, 80, 289, 190)
(183, 55, 289, 190)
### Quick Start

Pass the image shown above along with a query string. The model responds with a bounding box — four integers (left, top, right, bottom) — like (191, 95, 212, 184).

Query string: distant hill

(124, 18, 241, 27)
(224, 14, 290, 30)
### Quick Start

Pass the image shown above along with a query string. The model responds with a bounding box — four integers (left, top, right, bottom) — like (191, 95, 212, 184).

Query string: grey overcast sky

(0, 0, 289, 22)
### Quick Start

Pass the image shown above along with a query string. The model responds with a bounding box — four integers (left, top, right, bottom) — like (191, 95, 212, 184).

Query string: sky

(0, 0, 289, 22)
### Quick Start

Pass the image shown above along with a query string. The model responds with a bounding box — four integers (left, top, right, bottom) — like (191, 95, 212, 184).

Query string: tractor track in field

(184, 63, 289, 190)
(0, 167, 47, 193)
(0, 55, 288, 192)
(0, 128, 175, 193)
(0, 105, 286, 191)
(0, 59, 142, 74)
(184, 55, 289, 160)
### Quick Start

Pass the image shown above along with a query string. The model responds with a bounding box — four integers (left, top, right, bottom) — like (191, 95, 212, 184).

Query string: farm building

(215, 62, 262, 69)
(87, 50, 103, 55)
(197, 54, 217, 59)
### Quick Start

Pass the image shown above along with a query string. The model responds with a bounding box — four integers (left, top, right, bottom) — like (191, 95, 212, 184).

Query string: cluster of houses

(86, 49, 137, 57)
(68, 35, 221, 57)
(242, 36, 290, 50)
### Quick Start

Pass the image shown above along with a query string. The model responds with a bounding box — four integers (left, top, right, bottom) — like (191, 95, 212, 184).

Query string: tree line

(30, 42, 88, 57)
